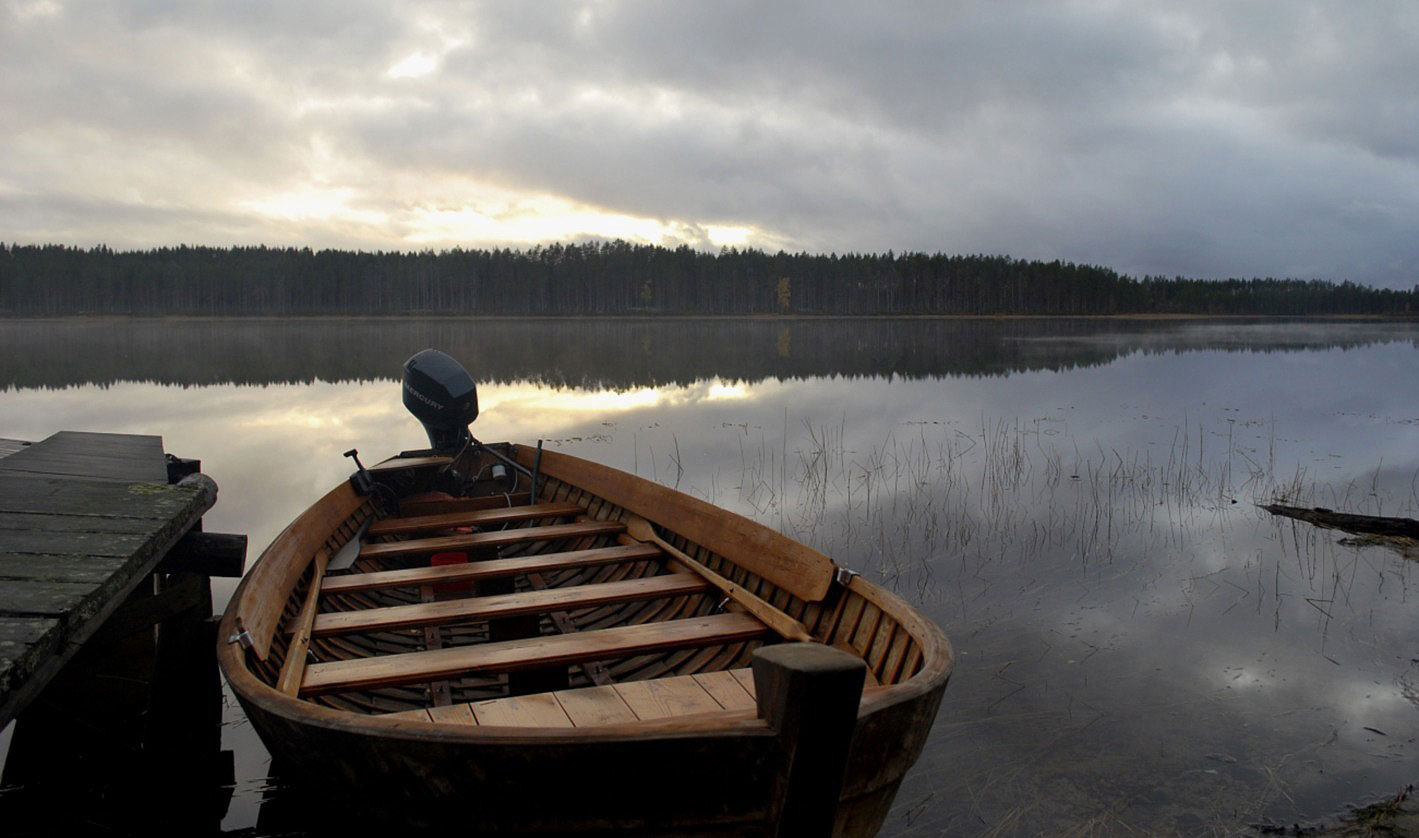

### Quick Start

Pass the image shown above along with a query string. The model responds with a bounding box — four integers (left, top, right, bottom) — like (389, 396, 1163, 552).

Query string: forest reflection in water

(1, 318, 1419, 834)
(1, 315, 1417, 390)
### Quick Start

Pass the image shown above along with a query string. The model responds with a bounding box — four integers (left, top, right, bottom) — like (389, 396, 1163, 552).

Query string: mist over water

(2, 317, 1418, 834)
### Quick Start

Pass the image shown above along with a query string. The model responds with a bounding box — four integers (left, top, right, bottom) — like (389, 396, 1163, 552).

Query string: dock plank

(0, 528, 158, 558)
(0, 474, 202, 519)
(0, 555, 128, 585)
(0, 431, 217, 727)
(0, 432, 167, 482)
(0, 581, 115, 618)
(0, 511, 171, 535)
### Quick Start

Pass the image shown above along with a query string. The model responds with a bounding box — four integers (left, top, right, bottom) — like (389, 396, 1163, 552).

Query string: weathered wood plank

(0, 555, 128, 585)
(0, 512, 170, 535)
(381, 707, 435, 722)
(731, 667, 758, 697)
(0, 474, 205, 519)
(0, 580, 119, 618)
(366, 502, 585, 537)
(554, 684, 639, 726)
(615, 675, 724, 720)
(472, 693, 573, 728)
(0, 432, 167, 482)
(357, 520, 626, 560)
(427, 703, 477, 724)
(0, 434, 219, 728)
(0, 617, 61, 674)
(0, 528, 156, 558)
(693, 670, 758, 711)
(321, 543, 661, 595)
(300, 613, 766, 696)
(311, 574, 710, 637)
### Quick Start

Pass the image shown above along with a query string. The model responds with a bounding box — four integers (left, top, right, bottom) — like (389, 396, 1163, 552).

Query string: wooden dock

(0, 431, 221, 727)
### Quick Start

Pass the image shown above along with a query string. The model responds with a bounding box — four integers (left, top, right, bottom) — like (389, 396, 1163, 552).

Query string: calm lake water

(3, 316, 1419, 835)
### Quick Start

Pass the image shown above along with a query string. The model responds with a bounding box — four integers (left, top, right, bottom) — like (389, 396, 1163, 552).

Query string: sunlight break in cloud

(386, 51, 440, 80)
(404, 196, 760, 250)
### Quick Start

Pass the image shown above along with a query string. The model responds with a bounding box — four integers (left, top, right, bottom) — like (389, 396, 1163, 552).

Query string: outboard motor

(402, 349, 479, 452)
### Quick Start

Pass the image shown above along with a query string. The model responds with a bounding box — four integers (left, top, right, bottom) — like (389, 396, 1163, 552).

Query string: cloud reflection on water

(1, 323, 1418, 833)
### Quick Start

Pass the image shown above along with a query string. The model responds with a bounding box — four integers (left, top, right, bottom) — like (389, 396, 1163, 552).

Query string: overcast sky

(3, 1, 1417, 288)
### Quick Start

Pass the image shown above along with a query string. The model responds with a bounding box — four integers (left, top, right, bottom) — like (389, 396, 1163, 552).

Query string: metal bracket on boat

(227, 628, 254, 649)
(470, 436, 539, 492)
(716, 597, 732, 613)
(345, 449, 375, 496)
(834, 567, 860, 587)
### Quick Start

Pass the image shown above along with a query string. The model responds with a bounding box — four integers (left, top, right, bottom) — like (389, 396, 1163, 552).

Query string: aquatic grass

(641, 412, 1419, 608)
(627, 411, 1419, 834)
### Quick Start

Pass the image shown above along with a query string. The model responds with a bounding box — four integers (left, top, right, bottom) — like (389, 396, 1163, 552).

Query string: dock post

(753, 643, 866, 838)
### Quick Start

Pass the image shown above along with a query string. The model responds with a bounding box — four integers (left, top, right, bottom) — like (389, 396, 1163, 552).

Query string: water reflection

(1, 316, 1417, 389)
(1, 319, 1418, 834)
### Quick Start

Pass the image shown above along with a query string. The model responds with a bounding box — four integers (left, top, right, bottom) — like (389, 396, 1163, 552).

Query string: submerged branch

(1259, 504, 1419, 539)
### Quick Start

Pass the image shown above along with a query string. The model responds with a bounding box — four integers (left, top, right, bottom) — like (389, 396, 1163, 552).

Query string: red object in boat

(430, 551, 471, 594)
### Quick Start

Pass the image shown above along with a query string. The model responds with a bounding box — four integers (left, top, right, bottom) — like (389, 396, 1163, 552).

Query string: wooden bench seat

(366, 502, 586, 537)
(358, 520, 625, 560)
(321, 544, 663, 594)
(310, 573, 712, 637)
(396, 492, 532, 517)
(300, 612, 767, 696)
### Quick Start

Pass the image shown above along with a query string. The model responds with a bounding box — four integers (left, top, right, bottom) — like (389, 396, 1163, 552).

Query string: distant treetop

(0, 241, 1411, 316)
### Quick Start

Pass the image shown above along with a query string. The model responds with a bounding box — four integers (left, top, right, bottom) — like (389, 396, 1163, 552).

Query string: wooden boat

(217, 351, 953, 835)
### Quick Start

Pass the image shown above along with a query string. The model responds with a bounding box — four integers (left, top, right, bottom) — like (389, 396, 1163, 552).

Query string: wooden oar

(622, 514, 815, 643)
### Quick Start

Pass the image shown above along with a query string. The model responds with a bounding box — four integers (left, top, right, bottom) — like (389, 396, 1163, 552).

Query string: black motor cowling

(402, 349, 478, 451)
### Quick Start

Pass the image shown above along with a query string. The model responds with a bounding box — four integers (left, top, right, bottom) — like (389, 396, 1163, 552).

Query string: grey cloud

(2, 0, 1417, 288)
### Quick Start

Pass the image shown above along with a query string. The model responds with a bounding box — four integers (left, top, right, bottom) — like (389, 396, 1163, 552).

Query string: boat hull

(218, 445, 952, 835)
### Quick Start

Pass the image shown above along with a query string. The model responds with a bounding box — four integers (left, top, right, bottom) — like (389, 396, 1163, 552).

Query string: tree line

(1, 241, 1414, 316)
